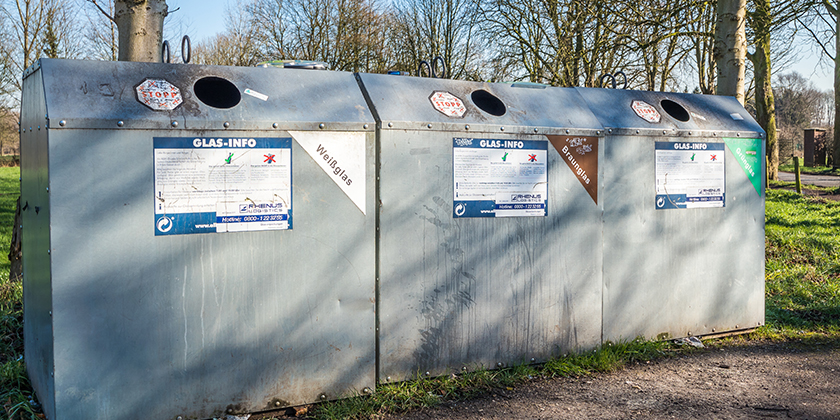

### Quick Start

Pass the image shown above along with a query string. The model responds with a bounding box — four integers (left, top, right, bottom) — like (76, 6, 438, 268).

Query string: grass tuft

(309, 338, 681, 419)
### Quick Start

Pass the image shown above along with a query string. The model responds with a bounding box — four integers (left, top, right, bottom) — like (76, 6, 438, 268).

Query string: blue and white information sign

(154, 137, 292, 235)
(453, 138, 548, 218)
(655, 141, 725, 209)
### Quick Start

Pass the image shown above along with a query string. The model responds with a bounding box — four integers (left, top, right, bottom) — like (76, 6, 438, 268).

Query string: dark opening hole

(194, 76, 241, 109)
(660, 99, 690, 122)
(471, 90, 506, 116)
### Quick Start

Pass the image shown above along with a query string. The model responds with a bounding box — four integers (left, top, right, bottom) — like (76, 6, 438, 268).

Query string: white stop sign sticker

(136, 79, 183, 111)
(429, 91, 466, 118)
(631, 100, 661, 123)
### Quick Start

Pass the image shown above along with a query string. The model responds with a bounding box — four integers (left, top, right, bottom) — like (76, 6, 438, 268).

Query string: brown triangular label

(547, 135, 598, 204)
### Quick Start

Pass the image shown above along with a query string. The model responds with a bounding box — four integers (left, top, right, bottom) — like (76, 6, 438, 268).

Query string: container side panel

(378, 131, 602, 381)
(602, 136, 765, 341)
(21, 67, 56, 419)
(47, 130, 375, 420)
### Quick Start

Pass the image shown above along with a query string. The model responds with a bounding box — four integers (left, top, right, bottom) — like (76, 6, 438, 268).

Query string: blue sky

(167, 0, 834, 90)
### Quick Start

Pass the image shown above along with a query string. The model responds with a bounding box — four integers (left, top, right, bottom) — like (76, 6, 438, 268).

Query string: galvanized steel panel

(37, 58, 374, 131)
(575, 88, 764, 135)
(601, 135, 765, 341)
(21, 66, 57, 420)
(22, 59, 376, 420)
(376, 130, 603, 381)
(363, 79, 606, 381)
(358, 74, 603, 133)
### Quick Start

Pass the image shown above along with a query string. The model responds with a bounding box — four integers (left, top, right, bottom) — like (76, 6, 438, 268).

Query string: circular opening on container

(660, 99, 690, 122)
(194, 76, 241, 109)
(471, 89, 506, 116)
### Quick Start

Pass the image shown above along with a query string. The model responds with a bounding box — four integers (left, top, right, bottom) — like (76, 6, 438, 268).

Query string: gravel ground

(383, 339, 840, 420)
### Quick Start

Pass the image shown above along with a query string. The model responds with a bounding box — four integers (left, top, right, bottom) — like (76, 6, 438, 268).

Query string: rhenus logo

(510, 194, 542, 202)
(240, 203, 285, 213)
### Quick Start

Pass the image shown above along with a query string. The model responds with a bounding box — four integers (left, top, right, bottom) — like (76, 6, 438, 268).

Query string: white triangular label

(290, 131, 366, 214)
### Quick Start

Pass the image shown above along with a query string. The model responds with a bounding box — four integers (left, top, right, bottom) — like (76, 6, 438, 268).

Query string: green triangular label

(724, 138, 763, 196)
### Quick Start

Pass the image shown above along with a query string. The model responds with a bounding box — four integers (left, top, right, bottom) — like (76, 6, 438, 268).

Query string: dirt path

(383, 340, 840, 420)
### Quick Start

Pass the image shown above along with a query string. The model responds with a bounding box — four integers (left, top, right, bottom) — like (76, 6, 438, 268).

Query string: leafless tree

(192, 0, 263, 66)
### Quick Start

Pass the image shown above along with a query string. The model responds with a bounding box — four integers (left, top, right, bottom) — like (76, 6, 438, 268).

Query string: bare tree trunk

(749, 0, 779, 180)
(115, 0, 167, 62)
(835, 3, 840, 169)
(714, 0, 746, 104)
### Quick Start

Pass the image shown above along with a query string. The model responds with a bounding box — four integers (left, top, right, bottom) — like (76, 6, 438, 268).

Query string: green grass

(778, 163, 840, 175)
(1, 170, 839, 420)
(759, 189, 840, 339)
(312, 338, 674, 420)
(769, 179, 840, 196)
(0, 167, 38, 420)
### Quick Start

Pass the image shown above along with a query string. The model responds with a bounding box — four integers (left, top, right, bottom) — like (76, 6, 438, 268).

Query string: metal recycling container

(357, 74, 606, 382)
(20, 58, 376, 420)
(575, 88, 766, 342)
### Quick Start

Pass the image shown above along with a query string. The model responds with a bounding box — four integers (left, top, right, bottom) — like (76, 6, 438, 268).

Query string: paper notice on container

(452, 138, 548, 218)
(655, 141, 725, 209)
(154, 137, 292, 235)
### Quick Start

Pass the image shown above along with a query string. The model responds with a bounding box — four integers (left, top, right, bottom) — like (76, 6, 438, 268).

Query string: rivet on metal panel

(46, 187, 49, 192)
(47, 250, 50, 254)
(223, 122, 230, 128)
(427, 123, 432, 129)
(662, 130, 667, 135)
(530, 358, 536, 363)
(596, 131, 600, 135)
(565, 129, 570, 134)
(687, 331, 691, 336)
(388, 122, 393, 128)
(711, 328, 716, 332)
(386, 376, 392, 382)
(500, 126, 505, 131)
(117, 121, 124, 127)
(735, 325, 739, 328)
(319, 123, 325, 129)
(176, 416, 184, 420)
(461, 366, 467, 371)
(37, 125, 40, 130)
(227, 408, 233, 414)
(635, 130, 640, 134)
(29, 127, 32, 131)
(497, 362, 503, 368)
(465, 124, 470, 130)
(272, 123, 279, 129)
(424, 371, 430, 376)
(688, 132, 692, 135)
(713, 132, 717, 136)
(171, 121, 179, 128)
(59, 120, 66, 126)
(533, 128, 538, 133)
(364, 124, 369, 129)
(274, 401, 282, 407)
(362, 387, 372, 395)
(608, 129, 612, 134)
(737, 133, 741, 137)
(48, 311, 51, 316)
(319, 394, 328, 400)
(50, 372, 53, 377)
